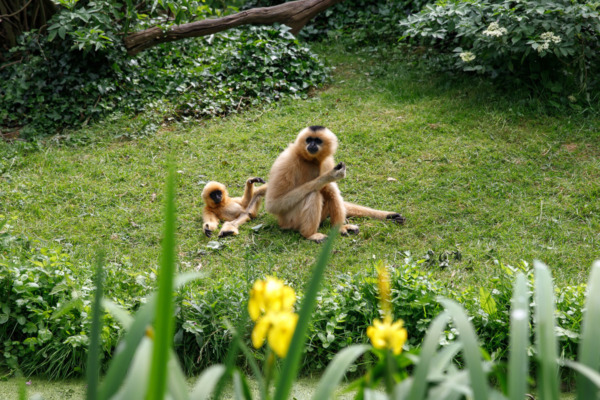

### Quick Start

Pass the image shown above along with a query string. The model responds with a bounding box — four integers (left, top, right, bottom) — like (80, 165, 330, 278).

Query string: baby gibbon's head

(201, 181, 228, 207)
(294, 126, 338, 162)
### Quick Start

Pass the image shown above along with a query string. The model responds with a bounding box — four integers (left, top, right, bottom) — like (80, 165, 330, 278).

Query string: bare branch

(123, 0, 343, 55)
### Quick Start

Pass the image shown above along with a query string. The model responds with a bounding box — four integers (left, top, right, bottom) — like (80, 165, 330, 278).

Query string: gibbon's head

(294, 126, 338, 162)
(201, 181, 228, 207)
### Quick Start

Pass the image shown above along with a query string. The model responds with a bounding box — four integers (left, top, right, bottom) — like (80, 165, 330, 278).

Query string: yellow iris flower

(368, 265, 408, 355)
(249, 277, 298, 358)
(248, 277, 296, 321)
(367, 316, 407, 355)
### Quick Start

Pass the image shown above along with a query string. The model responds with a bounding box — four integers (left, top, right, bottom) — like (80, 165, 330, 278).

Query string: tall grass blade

(87, 251, 105, 400)
(98, 297, 156, 400)
(311, 344, 370, 400)
(576, 260, 600, 400)
(564, 360, 600, 389)
(533, 260, 559, 400)
(508, 273, 529, 400)
(439, 299, 489, 400)
(273, 228, 339, 400)
(102, 299, 134, 329)
(189, 365, 226, 400)
(147, 162, 178, 400)
(406, 312, 450, 400)
(167, 349, 190, 400)
(111, 337, 153, 400)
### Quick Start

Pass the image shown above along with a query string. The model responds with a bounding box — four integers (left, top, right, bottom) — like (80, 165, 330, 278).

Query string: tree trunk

(123, 0, 343, 56)
(0, 0, 56, 53)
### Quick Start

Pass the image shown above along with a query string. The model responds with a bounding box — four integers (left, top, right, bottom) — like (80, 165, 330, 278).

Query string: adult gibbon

(264, 126, 405, 243)
(201, 177, 267, 237)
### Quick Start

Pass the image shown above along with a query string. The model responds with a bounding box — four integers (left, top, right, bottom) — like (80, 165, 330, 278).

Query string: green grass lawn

(1, 44, 598, 290)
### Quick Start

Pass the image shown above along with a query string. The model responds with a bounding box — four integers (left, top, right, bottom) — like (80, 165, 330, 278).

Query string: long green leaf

(190, 365, 226, 400)
(167, 349, 190, 400)
(87, 252, 105, 400)
(312, 344, 371, 400)
(508, 273, 529, 400)
(576, 260, 600, 400)
(112, 337, 153, 400)
(102, 299, 134, 330)
(533, 260, 559, 400)
(439, 299, 489, 400)
(273, 228, 339, 400)
(147, 162, 178, 400)
(406, 312, 450, 400)
(98, 297, 157, 400)
(564, 360, 600, 390)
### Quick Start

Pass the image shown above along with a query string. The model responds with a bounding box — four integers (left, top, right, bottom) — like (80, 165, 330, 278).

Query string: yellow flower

(367, 316, 407, 355)
(251, 311, 298, 358)
(249, 277, 298, 358)
(248, 277, 296, 321)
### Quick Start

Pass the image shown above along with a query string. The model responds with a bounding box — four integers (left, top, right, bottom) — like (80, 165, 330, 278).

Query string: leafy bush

(400, 0, 600, 102)
(0, 218, 153, 377)
(1, 21, 328, 138)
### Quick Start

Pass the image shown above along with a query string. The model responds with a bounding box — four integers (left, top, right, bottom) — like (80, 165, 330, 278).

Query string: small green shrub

(400, 0, 600, 102)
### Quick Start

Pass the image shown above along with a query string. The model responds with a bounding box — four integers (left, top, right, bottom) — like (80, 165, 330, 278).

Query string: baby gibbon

(265, 126, 405, 243)
(201, 177, 267, 238)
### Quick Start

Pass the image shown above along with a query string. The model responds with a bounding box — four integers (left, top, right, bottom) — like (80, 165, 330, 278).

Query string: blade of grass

(564, 360, 600, 390)
(273, 228, 339, 400)
(111, 337, 153, 400)
(167, 349, 190, 400)
(533, 260, 559, 400)
(439, 299, 489, 400)
(576, 260, 600, 399)
(86, 251, 105, 400)
(147, 162, 178, 400)
(508, 273, 529, 400)
(406, 311, 450, 400)
(18, 379, 26, 400)
(98, 296, 157, 400)
(311, 344, 371, 400)
(190, 365, 226, 400)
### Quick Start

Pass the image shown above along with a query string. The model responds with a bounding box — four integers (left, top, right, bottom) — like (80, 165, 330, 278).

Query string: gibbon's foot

(248, 177, 266, 184)
(218, 222, 239, 237)
(328, 162, 346, 182)
(307, 233, 328, 243)
(386, 213, 406, 224)
(334, 162, 345, 171)
(340, 224, 360, 236)
(204, 228, 213, 237)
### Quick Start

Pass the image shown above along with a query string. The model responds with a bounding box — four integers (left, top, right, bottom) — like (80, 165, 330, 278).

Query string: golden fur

(265, 126, 405, 242)
(201, 178, 267, 237)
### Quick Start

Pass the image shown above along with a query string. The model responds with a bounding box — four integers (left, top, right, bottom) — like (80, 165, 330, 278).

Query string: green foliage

(400, 0, 600, 102)
(0, 218, 154, 378)
(1, 4, 328, 138)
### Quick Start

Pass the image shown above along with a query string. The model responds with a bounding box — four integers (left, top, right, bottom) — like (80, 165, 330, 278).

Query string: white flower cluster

(460, 51, 476, 62)
(536, 31, 562, 53)
(483, 22, 507, 37)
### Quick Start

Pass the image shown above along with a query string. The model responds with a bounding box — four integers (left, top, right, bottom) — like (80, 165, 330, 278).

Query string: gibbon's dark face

(210, 190, 223, 204)
(306, 136, 323, 154)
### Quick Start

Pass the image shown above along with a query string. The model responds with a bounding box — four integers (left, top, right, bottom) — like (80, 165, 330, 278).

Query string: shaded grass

(0, 44, 598, 289)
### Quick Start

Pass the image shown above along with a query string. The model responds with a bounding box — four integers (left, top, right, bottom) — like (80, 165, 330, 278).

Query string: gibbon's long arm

(202, 208, 220, 236)
(240, 177, 265, 208)
(266, 162, 345, 215)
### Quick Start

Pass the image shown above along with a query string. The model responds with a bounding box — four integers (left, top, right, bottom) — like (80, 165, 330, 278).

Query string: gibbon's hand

(248, 177, 266, 185)
(326, 162, 346, 182)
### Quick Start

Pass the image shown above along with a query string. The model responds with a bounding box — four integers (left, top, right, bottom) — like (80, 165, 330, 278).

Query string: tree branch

(123, 0, 343, 55)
